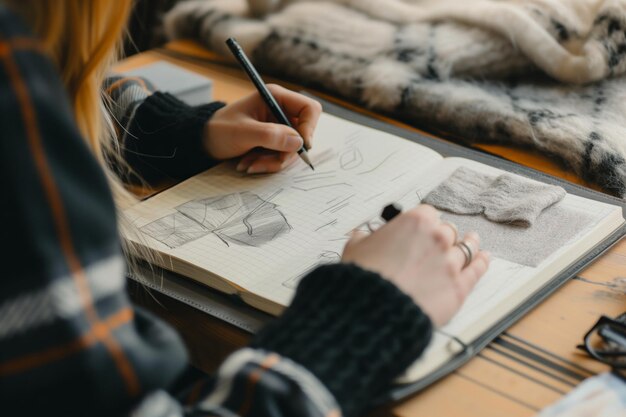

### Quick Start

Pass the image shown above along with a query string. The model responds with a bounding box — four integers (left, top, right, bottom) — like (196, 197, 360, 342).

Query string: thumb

(344, 230, 369, 249)
(244, 122, 304, 153)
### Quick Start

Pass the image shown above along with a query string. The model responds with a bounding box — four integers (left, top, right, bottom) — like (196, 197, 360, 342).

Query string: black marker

(226, 37, 314, 171)
(381, 203, 402, 222)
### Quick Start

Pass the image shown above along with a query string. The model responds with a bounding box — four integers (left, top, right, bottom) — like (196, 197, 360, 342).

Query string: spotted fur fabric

(164, 0, 626, 197)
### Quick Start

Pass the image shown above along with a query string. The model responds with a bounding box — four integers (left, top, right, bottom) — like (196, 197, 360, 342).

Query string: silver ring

(456, 240, 474, 269)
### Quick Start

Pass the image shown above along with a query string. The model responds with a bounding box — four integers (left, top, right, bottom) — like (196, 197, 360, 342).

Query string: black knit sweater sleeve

(251, 263, 433, 417)
(105, 76, 225, 185)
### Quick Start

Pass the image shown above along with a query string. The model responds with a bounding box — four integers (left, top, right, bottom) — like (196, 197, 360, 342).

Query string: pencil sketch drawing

(293, 171, 337, 183)
(311, 148, 337, 166)
(345, 130, 361, 146)
(140, 191, 291, 249)
(315, 219, 338, 232)
(358, 151, 398, 175)
(292, 183, 352, 192)
(364, 191, 385, 202)
(319, 193, 355, 215)
(282, 275, 301, 289)
(140, 212, 209, 249)
(318, 250, 341, 264)
(391, 171, 408, 182)
(339, 147, 364, 170)
(282, 250, 342, 289)
(291, 170, 354, 192)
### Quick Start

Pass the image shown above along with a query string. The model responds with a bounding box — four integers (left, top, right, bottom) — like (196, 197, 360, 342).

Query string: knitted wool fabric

(164, 0, 626, 198)
(252, 263, 433, 417)
(424, 166, 567, 227)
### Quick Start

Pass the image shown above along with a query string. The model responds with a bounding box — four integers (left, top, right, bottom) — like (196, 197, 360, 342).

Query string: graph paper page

(124, 113, 443, 306)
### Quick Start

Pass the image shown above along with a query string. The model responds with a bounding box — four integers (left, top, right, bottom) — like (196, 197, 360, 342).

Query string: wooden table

(118, 40, 626, 417)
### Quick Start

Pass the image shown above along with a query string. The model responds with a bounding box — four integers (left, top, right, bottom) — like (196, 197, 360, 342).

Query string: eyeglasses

(577, 313, 626, 378)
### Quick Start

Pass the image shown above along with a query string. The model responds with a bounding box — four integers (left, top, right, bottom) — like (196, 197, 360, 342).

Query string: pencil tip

(299, 150, 315, 171)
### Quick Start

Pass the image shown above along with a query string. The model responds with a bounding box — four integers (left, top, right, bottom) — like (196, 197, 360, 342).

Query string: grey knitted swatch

(481, 174, 567, 227)
(424, 167, 566, 227)
(423, 167, 491, 215)
(441, 205, 593, 267)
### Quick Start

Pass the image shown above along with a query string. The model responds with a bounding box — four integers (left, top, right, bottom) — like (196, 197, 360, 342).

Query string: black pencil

(226, 37, 314, 171)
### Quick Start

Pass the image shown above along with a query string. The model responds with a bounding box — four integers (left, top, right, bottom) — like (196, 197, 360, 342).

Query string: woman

(0, 1, 489, 416)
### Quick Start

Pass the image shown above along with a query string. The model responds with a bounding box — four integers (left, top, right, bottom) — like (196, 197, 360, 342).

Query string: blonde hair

(7, 1, 152, 265)
(6, 0, 135, 198)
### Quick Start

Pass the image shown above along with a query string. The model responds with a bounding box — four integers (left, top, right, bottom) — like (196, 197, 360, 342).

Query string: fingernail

(247, 166, 267, 175)
(287, 135, 304, 149)
(236, 162, 246, 172)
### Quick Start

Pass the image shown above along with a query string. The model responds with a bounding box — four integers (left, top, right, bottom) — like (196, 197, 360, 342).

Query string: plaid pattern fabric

(0, 6, 188, 414)
(0, 6, 341, 416)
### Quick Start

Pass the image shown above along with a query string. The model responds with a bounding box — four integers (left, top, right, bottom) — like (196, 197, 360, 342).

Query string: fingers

(448, 232, 480, 272)
(457, 251, 490, 298)
(237, 152, 298, 174)
(236, 150, 271, 172)
(432, 221, 458, 249)
(391, 205, 442, 249)
(345, 230, 369, 249)
(341, 230, 370, 263)
(401, 204, 441, 229)
(267, 84, 322, 149)
(240, 122, 304, 154)
(205, 87, 320, 161)
(384, 205, 443, 257)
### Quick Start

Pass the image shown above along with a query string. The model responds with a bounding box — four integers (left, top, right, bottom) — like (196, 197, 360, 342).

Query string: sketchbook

(123, 98, 626, 395)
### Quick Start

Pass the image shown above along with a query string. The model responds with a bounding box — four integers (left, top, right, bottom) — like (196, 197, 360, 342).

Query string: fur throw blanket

(164, 0, 626, 198)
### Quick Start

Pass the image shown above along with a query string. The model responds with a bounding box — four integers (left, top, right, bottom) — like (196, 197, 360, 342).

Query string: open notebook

(124, 111, 625, 385)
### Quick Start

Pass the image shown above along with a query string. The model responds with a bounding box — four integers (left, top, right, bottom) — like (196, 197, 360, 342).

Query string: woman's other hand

(342, 205, 490, 327)
(205, 84, 322, 174)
